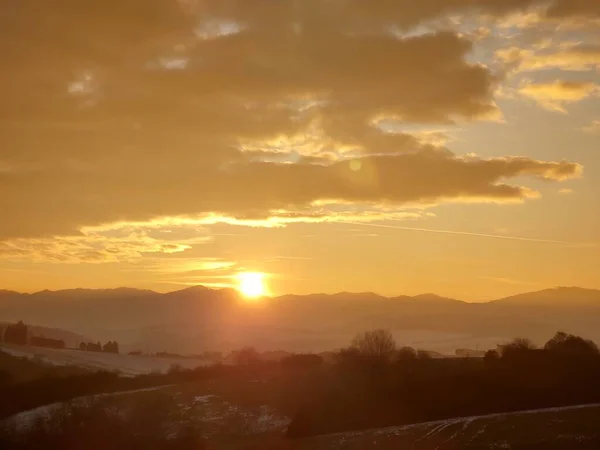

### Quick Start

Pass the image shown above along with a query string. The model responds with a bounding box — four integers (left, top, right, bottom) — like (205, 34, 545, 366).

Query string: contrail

(340, 221, 591, 246)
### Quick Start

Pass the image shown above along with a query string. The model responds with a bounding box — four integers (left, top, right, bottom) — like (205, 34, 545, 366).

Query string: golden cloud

(498, 44, 600, 72)
(0, 0, 587, 246)
(519, 80, 599, 112)
(0, 231, 205, 264)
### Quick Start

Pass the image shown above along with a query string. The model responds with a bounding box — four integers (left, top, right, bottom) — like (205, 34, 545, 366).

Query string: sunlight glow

(236, 272, 268, 299)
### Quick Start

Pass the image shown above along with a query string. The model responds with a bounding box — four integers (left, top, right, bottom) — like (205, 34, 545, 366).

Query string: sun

(236, 272, 268, 299)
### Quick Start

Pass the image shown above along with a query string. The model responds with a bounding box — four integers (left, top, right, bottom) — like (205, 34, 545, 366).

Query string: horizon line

(2, 285, 597, 303)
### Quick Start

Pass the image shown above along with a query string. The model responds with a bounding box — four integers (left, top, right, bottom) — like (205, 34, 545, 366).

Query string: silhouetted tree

(3, 321, 28, 345)
(484, 349, 500, 366)
(544, 331, 599, 357)
(351, 329, 396, 359)
(102, 341, 119, 354)
(500, 338, 536, 358)
(84, 342, 102, 352)
(396, 346, 418, 361)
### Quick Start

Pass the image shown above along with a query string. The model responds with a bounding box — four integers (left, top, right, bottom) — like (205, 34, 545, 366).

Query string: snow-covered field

(0, 345, 209, 375)
(180, 392, 290, 437)
(302, 403, 600, 449)
(4, 385, 175, 431)
(3, 385, 290, 443)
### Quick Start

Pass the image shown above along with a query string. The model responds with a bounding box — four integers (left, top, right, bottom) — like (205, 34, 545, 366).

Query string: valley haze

(2, 286, 599, 354)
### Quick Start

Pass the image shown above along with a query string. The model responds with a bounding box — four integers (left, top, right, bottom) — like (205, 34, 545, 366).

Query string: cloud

(0, 147, 582, 241)
(546, 0, 600, 20)
(559, 188, 574, 195)
(0, 0, 586, 247)
(519, 80, 600, 112)
(130, 257, 237, 274)
(497, 44, 600, 72)
(583, 119, 600, 133)
(0, 228, 210, 264)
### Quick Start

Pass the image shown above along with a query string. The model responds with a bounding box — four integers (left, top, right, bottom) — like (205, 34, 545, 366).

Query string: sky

(1, 0, 599, 300)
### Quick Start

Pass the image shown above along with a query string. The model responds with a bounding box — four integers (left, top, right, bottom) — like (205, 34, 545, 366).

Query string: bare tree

(351, 329, 396, 359)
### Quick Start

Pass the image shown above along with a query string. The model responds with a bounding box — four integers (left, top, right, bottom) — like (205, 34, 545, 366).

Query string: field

(4, 367, 600, 450)
(3, 377, 292, 450)
(0, 344, 209, 376)
(300, 404, 600, 450)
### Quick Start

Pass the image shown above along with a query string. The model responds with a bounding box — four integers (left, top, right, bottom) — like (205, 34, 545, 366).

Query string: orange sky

(1, 0, 599, 300)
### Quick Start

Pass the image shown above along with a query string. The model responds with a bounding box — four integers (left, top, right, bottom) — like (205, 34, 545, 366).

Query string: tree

(3, 321, 28, 346)
(484, 349, 500, 367)
(85, 341, 102, 352)
(102, 341, 119, 354)
(500, 338, 536, 357)
(102, 341, 119, 353)
(351, 329, 396, 359)
(396, 346, 417, 361)
(544, 331, 599, 357)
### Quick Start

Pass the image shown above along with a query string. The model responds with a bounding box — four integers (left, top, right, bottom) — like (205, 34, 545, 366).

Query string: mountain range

(1, 286, 599, 354)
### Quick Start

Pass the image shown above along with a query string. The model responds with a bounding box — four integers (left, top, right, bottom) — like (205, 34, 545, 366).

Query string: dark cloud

(0, 0, 585, 242)
(546, 0, 600, 19)
(0, 147, 581, 240)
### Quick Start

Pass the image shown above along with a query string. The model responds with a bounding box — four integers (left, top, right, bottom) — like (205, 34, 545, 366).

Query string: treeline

(78, 340, 119, 354)
(0, 320, 121, 354)
(1, 321, 66, 349)
(286, 330, 600, 438)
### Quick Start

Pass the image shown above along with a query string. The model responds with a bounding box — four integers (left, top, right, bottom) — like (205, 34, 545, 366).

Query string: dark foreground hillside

(300, 404, 600, 450)
(3, 330, 600, 449)
(2, 383, 599, 450)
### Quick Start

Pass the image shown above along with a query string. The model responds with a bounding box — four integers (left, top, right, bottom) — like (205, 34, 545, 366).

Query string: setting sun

(236, 272, 268, 299)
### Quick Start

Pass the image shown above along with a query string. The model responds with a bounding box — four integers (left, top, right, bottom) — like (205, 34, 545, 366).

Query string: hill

(5, 375, 598, 450)
(301, 404, 600, 449)
(0, 323, 89, 349)
(0, 286, 599, 354)
(0, 348, 87, 384)
(492, 286, 600, 307)
(0, 345, 210, 376)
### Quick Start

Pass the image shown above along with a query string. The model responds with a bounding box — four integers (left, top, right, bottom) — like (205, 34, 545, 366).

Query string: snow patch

(4, 385, 174, 431)
(0, 345, 210, 376)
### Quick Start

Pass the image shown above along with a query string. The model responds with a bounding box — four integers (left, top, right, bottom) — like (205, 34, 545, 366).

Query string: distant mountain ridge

(4, 285, 598, 303)
(0, 286, 599, 354)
